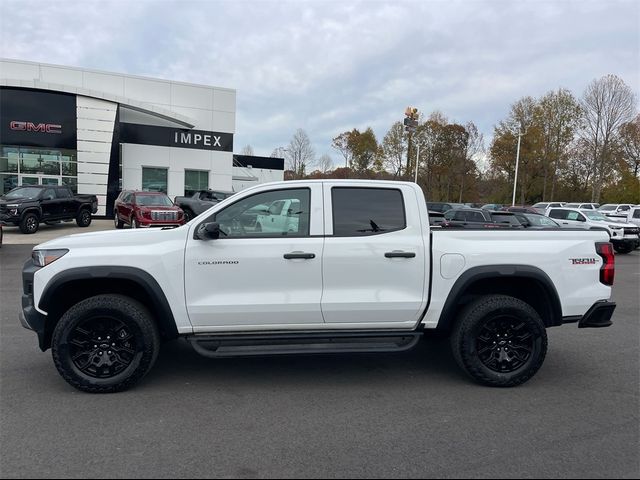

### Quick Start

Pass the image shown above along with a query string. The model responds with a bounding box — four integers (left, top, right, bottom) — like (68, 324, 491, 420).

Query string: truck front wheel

(450, 295, 547, 387)
(51, 294, 160, 393)
(20, 212, 39, 234)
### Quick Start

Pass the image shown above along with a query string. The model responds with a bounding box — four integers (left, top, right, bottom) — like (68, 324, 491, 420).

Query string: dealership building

(0, 59, 284, 216)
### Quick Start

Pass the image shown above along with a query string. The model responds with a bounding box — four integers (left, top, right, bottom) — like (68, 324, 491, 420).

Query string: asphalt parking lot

(0, 237, 638, 478)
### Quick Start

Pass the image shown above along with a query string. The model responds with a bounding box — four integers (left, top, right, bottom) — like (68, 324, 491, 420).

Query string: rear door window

(332, 188, 406, 237)
(467, 211, 486, 222)
(548, 209, 568, 220)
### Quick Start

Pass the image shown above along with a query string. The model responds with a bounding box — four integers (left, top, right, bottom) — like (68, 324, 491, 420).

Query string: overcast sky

(1, 0, 638, 167)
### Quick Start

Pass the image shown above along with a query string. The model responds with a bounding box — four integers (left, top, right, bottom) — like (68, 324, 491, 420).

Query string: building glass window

(62, 177, 78, 194)
(142, 167, 168, 193)
(0, 174, 19, 196)
(184, 170, 209, 196)
(0, 145, 77, 194)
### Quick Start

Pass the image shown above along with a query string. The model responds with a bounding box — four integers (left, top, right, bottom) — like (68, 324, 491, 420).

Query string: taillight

(596, 242, 615, 286)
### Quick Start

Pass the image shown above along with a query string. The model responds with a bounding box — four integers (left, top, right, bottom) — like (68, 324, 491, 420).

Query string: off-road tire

(52, 294, 160, 393)
(450, 294, 547, 387)
(76, 209, 92, 228)
(20, 212, 39, 234)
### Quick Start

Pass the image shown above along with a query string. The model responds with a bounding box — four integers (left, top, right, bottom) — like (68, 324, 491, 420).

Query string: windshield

(532, 203, 549, 208)
(599, 205, 616, 211)
(584, 211, 609, 221)
(3, 187, 42, 200)
(135, 194, 173, 206)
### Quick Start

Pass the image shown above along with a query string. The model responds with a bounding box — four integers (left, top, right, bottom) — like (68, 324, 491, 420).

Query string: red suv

(114, 191, 185, 229)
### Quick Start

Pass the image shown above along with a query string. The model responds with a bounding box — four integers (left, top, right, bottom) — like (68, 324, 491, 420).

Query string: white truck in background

(20, 180, 617, 393)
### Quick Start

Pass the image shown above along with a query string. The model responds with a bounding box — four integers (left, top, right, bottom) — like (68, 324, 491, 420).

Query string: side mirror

(195, 222, 221, 240)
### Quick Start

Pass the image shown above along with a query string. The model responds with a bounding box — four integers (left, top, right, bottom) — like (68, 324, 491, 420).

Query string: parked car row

(428, 201, 640, 254)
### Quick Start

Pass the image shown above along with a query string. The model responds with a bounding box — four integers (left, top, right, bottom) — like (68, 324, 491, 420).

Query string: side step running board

(186, 331, 422, 358)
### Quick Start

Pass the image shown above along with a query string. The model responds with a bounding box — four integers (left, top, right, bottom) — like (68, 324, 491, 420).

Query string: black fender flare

(20, 207, 42, 221)
(39, 266, 180, 340)
(435, 264, 563, 331)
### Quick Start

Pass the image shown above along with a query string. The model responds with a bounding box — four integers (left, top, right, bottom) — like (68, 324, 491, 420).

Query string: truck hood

(0, 197, 34, 205)
(34, 225, 190, 250)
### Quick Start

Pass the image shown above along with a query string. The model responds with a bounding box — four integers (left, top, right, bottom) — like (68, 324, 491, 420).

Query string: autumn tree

(331, 131, 353, 171)
(286, 129, 315, 179)
(619, 114, 640, 177)
(580, 74, 637, 202)
(381, 121, 407, 177)
(534, 88, 582, 200)
(240, 145, 254, 156)
(347, 128, 379, 173)
(318, 154, 333, 173)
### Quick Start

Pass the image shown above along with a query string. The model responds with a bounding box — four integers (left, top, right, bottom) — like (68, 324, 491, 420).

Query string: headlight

(32, 249, 69, 267)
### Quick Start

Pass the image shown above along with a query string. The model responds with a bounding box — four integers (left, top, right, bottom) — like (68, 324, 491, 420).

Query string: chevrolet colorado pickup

(20, 180, 616, 393)
(1, 185, 98, 234)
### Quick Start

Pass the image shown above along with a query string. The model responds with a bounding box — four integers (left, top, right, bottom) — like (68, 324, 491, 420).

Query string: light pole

(511, 131, 523, 206)
(414, 144, 420, 184)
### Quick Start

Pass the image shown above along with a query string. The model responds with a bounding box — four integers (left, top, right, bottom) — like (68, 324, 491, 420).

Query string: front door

(184, 184, 325, 331)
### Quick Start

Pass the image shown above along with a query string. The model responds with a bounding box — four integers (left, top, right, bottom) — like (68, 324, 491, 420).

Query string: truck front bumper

(20, 260, 48, 351)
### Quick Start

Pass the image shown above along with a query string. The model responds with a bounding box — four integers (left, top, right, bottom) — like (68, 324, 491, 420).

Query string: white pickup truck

(20, 180, 617, 393)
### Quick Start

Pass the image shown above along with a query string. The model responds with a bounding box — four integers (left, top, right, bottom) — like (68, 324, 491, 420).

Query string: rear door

(321, 183, 427, 327)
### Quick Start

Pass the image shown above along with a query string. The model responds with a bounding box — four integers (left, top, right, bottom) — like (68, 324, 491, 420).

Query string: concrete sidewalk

(2, 219, 116, 245)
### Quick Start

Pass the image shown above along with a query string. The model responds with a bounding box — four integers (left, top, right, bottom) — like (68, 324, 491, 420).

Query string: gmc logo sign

(10, 121, 62, 134)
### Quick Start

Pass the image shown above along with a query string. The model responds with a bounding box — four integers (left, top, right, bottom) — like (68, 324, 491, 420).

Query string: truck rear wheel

(450, 295, 547, 387)
(51, 294, 160, 393)
(76, 209, 92, 227)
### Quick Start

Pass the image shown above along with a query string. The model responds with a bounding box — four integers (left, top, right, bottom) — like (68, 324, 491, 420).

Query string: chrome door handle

(385, 251, 416, 258)
(284, 252, 316, 260)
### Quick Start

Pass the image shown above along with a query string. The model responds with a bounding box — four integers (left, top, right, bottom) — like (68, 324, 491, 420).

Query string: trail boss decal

(570, 258, 598, 265)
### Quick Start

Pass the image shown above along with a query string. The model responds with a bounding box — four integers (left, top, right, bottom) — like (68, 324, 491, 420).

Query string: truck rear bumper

(563, 301, 616, 328)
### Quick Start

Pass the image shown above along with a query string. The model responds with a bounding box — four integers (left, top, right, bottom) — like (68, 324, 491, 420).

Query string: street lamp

(511, 130, 523, 206)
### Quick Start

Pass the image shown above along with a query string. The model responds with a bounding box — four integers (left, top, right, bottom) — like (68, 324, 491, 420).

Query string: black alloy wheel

(451, 294, 547, 387)
(52, 294, 160, 393)
(476, 316, 534, 373)
(20, 213, 39, 234)
(67, 316, 141, 379)
(76, 209, 92, 227)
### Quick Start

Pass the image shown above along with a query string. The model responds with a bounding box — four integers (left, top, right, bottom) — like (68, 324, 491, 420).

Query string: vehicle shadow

(146, 333, 467, 389)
